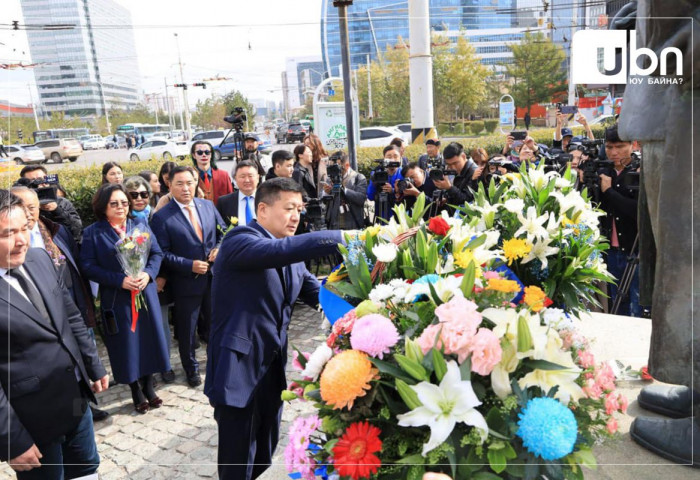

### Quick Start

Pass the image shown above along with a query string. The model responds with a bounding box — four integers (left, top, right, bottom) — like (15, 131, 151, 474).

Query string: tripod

(610, 234, 639, 315)
(374, 189, 390, 224)
(219, 124, 246, 162)
(428, 189, 444, 218)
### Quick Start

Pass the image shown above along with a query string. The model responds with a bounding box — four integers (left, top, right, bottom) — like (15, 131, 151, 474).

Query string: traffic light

(174, 83, 188, 90)
(193, 82, 206, 89)
(17, 129, 23, 140)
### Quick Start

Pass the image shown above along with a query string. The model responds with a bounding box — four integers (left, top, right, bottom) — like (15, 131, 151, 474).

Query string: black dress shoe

(638, 385, 694, 419)
(186, 371, 202, 387)
(134, 401, 150, 414)
(630, 416, 700, 467)
(161, 370, 176, 384)
(90, 406, 110, 422)
(148, 396, 163, 408)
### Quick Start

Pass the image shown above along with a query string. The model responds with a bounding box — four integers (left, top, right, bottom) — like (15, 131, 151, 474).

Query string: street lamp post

(333, 0, 357, 171)
(174, 33, 192, 140)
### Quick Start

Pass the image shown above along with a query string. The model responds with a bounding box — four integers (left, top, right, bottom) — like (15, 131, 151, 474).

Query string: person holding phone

(80, 183, 171, 414)
(554, 111, 594, 150)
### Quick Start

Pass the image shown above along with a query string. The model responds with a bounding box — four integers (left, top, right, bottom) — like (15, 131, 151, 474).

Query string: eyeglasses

(195, 150, 211, 156)
(128, 191, 149, 199)
(108, 200, 130, 209)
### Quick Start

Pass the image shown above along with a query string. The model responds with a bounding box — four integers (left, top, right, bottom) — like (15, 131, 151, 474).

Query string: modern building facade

(20, 0, 142, 117)
(283, 56, 325, 112)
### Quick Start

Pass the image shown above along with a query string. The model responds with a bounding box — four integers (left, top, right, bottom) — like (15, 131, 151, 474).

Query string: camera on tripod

(427, 157, 457, 182)
(371, 159, 400, 187)
(575, 139, 604, 158)
(223, 107, 247, 130)
(305, 196, 333, 231)
(327, 153, 344, 195)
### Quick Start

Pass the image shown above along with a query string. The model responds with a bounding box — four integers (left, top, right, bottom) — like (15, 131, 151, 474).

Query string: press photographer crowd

(0, 116, 645, 478)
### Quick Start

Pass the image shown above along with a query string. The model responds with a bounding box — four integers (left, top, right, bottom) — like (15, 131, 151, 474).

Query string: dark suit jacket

(216, 191, 240, 228)
(150, 197, 225, 297)
(0, 248, 106, 460)
(204, 222, 342, 408)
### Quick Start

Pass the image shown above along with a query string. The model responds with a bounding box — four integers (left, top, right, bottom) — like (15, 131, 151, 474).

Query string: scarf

(132, 206, 151, 221)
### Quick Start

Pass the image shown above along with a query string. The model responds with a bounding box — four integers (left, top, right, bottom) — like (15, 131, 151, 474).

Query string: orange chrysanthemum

(485, 278, 522, 294)
(320, 350, 377, 410)
(522, 285, 553, 312)
(332, 421, 382, 480)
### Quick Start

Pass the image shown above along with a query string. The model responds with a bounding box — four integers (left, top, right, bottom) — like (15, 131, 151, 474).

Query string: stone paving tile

(0, 304, 325, 479)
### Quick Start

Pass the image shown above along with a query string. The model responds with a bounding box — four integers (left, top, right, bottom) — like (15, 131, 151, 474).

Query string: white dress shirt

(173, 198, 203, 235)
(29, 223, 46, 249)
(0, 265, 35, 303)
(237, 191, 257, 225)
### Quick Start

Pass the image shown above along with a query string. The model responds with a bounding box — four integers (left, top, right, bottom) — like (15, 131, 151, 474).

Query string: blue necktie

(245, 196, 254, 224)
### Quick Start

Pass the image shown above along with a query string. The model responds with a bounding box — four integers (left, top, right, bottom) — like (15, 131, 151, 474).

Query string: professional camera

(396, 177, 414, 194)
(223, 107, 247, 127)
(326, 163, 343, 194)
(576, 139, 604, 158)
(488, 158, 519, 173)
(17, 174, 60, 205)
(427, 158, 457, 182)
(542, 149, 573, 174)
(305, 196, 333, 231)
(370, 159, 399, 187)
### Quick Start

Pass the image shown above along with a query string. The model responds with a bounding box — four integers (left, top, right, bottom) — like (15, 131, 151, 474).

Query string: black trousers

(172, 284, 211, 375)
(213, 359, 285, 480)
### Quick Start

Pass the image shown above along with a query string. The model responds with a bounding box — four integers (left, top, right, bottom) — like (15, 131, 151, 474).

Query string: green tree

(191, 96, 228, 130)
(505, 32, 567, 115)
(221, 90, 255, 130)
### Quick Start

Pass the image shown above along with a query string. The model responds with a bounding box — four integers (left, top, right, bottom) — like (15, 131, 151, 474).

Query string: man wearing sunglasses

(190, 141, 233, 205)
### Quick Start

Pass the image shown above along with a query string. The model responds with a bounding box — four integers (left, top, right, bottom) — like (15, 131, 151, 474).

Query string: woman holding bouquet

(80, 183, 171, 414)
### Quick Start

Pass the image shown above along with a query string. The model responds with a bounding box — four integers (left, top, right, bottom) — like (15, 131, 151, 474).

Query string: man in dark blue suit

(151, 166, 224, 387)
(0, 190, 108, 478)
(205, 178, 344, 480)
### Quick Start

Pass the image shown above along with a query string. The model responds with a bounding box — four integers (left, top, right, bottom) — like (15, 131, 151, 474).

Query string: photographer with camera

(321, 151, 367, 229)
(241, 133, 271, 179)
(418, 138, 442, 170)
(367, 145, 404, 222)
(395, 162, 438, 217)
(18, 166, 82, 242)
(597, 125, 641, 317)
(431, 142, 478, 212)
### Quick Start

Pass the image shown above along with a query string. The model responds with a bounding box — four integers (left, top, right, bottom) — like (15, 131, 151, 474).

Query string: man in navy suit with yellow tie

(151, 166, 224, 387)
(205, 178, 344, 480)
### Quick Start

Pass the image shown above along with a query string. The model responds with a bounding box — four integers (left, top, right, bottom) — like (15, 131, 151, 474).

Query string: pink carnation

(292, 351, 310, 371)
(604, 392, 620, 415)
(285, 415, 320, 480)
(434, 295, 480, 324)
(606, 418, 618, 434)
(469, 328, 502, 376)
(618, 393, 628, 413)
(350, 314, 399, 359)
(576, 349, 595, 369)
(416, 324, 443, 354)
(483, 270, 500, 280)
(327, 310, 358, 347)
(594, 363, 616, 392)
(582, 378, 602, 399)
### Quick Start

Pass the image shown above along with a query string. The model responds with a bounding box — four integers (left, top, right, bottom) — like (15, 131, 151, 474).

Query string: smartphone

(102, 309, 119, 336)
(559, 105, 578, 115)
(510, 131, 527, 141)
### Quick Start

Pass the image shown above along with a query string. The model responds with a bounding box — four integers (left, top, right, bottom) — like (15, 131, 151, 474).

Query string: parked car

(393, 123, 412, 143)
(589, 114, 615, 126)
(82, 136, 106, 150)
(170, 130, 186, 141)
(4, 144, 46, 165)
(129, 140, 188, 161)
(276, 124, 289, 144)
(189, 130, 227, 151)
(300, 120, 312, 133)
(33, 138, 82, 163)
(105, 135, 127, 149)
(151, 132, 171, 140)
(286, 123, 306, 143)
(359, 126, 404, 147)
(77, 134, 103, 149)
(214, 132, 268, 161)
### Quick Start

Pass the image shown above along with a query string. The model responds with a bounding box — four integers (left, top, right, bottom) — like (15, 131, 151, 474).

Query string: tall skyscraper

(20, 0, 142, 117)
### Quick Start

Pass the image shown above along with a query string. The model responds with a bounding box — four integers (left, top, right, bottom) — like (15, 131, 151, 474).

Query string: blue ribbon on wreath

(319, 265, 354, 326)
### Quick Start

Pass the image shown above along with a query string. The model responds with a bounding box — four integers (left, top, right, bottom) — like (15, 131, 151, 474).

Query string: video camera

(327, 153, 344, 194)
(223, 107, 247, 130)
(371, 158, 400, 187)
(488, 158, 519, 173)
(573, 139, 604, 158)
(542, 149, 573, 174)
(16, 174, 60, 205)
(305, 196, 333, 231)
(427, 157, 457, 182)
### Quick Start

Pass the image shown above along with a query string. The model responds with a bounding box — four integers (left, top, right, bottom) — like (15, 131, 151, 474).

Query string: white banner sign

(316, 102, 350, 150)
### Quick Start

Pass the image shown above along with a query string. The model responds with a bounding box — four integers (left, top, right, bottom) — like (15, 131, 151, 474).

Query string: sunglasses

(195, 150, 211, 156)
(109, 200, 130, 208)
(128, 191, 149, 199)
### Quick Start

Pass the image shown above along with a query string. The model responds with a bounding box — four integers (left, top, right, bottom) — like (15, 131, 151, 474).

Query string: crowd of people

(0, 124, 650, 479)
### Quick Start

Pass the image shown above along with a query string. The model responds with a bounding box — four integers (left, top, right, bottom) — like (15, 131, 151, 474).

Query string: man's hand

(575, 113, 588, 126)
(322, 183, 331, 194)
(92, 375, 109, 393)
(121, 276, 139, 291)
(422, 473, 452, 480)
(599, 174, 612, 192)
(556, 112, 566, 126)
(381, 183, 393, 193)
(192, 260, 209, 275)
(135, 272, 150, 291)
(40, 202, 57, 212)
(9, 444, 42, 472)
(403, 185, 420, 197)
(156, 277, 166, 293)
(503, 135, 514, 153)
(433, 176, 451, 190)
(208, 248, 219, 263)
(472, 165, 485, 180)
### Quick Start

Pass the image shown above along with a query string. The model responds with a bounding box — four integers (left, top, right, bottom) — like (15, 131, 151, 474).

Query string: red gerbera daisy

(332, 421, 382, 480)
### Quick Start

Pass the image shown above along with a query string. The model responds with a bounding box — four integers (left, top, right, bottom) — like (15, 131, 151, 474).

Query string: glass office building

(20, 0, 141, 117)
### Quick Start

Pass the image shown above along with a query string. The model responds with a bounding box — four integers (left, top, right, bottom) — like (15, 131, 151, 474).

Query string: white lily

(372, 242, 398, 263)
(514, 206, 550, 242)
(527, 168, 556, 191)
(503, 198, 525, 214)
(521, 236, 560, 268)
(397, 361, 488, 456)
(551, 190, 587, 218)
(404, 276, 463, 304)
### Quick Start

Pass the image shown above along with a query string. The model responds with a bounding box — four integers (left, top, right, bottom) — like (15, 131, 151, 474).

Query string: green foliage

(484, 119, 498, 134)
(506, 32, 568, 114)
(470, 121, 485, 135)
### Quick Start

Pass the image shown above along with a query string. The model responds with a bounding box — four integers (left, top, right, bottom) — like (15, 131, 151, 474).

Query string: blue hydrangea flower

(528, 259, 550, 282)
(516, 397, 578, 461)
(414, 274, 440, 285)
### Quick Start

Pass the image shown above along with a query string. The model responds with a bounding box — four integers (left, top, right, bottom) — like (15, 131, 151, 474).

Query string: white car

(82, 137, 106, 150)
(4, 144, 46, 164)
(359, 126, 404, 148)
(393, 123, 412, 144)
(151, 132, 171, 140)
(129, 140, 188, 161)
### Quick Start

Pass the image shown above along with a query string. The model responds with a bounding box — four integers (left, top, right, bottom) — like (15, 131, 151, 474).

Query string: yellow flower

(230, 216, 239, 226)
(485, 278, 521, 294)
(327, 266, 348, 283)
(455, 249, 482, 276)
(359, 225, 381, 241)
(522, 286, 550, 312)
(320, 350, 377, 410)
(502, 238, 532, 266)
(123, 242, 135, 250)
(560, 216, 580, 235)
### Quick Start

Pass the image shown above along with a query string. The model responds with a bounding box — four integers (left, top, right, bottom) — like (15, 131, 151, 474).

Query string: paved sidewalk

(0, 309, 697, 479)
